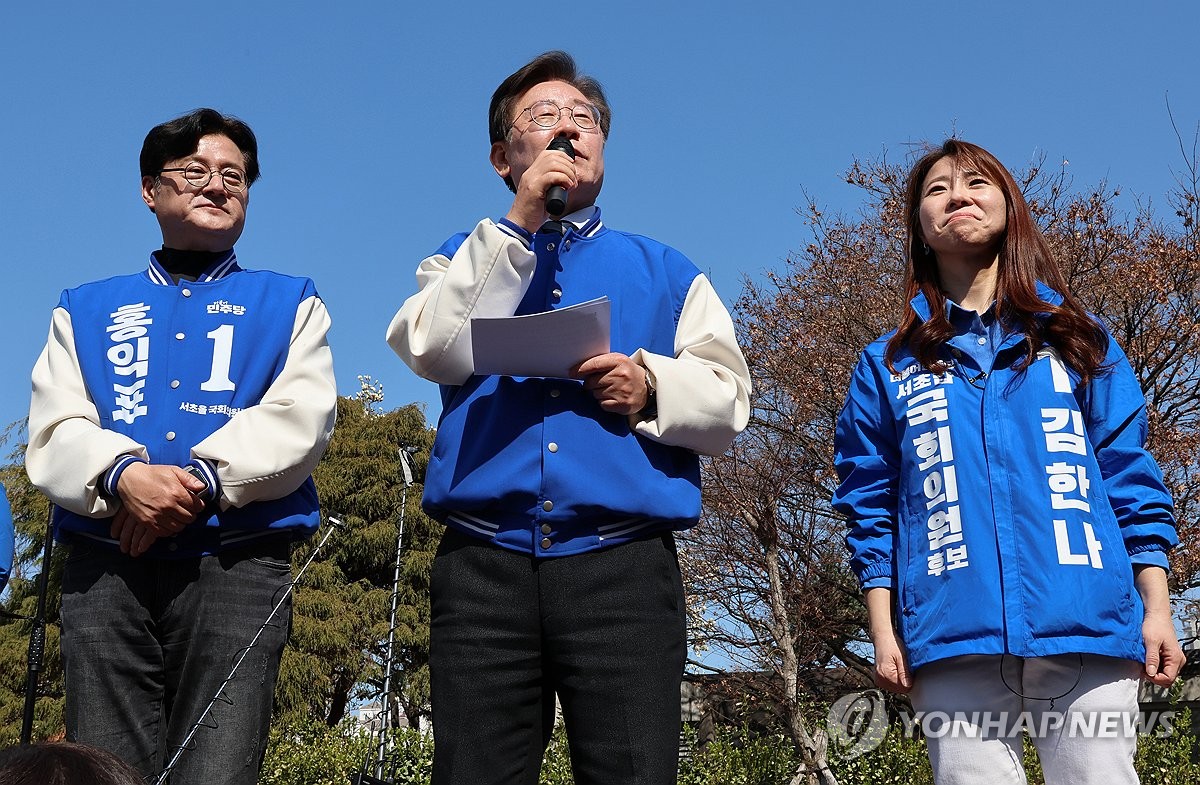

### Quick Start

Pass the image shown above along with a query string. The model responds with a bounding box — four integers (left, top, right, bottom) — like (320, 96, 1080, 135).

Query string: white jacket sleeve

(191, 295, 337, 508)
(386, 219, 538, 385)
(27, 308, 147, 517)
(630, 274, 751, 456)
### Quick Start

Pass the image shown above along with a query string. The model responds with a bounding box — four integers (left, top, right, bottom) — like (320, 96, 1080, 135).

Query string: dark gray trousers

(429, 528, 687, 785)
(61, 536, 293, 784)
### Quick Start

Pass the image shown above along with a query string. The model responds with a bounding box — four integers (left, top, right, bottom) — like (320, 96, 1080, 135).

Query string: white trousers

(909, 654, 1142, 785)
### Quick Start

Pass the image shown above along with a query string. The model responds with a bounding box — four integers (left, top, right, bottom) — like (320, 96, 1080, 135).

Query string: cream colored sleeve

(26, 307, 146, 517)
(630, 274, 751, 456)
(191, 295, 337, 509)
(386, 219, 538, 385)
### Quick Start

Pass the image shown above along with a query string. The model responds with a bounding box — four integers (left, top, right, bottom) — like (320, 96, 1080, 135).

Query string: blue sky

(2, 1, 1198, 443)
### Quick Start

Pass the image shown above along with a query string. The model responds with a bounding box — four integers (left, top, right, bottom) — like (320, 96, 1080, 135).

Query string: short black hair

(0, 741, 145, 785)
(139, 107, 260, 185)
(489, 52, 611, 191)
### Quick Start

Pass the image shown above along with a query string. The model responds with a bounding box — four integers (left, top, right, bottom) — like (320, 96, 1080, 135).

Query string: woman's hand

(1142, 611, 1186, 686)
(865, 586, 913, 693)
(872, 627, 913, 693)
(1135, 565, 1187, 686)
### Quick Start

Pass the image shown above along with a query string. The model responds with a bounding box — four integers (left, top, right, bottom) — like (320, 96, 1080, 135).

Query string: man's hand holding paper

(470, 296, 610, 378)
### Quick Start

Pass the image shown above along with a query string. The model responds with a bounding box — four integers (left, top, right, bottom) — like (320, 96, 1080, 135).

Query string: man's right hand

(114, 462, 207, 539)
(504, 146, 578, 232)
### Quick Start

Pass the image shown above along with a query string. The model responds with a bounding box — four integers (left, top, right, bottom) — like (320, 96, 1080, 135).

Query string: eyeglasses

(158, 163, 249, 193)
(510, 100, 601, 133)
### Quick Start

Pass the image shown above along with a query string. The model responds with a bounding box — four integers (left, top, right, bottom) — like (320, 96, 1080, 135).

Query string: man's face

(491, 80, 605, 212)
(141, 133, 249, 251)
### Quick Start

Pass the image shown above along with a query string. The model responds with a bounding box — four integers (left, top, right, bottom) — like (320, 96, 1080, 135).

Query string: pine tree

(0, 420, 64, 745)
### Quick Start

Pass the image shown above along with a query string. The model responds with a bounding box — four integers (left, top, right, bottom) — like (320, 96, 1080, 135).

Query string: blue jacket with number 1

(27, 253, 336, 559)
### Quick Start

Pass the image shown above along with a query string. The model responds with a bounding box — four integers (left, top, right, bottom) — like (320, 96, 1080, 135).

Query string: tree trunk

(325, 670, 353, 726)
(754, 512, 841, 785)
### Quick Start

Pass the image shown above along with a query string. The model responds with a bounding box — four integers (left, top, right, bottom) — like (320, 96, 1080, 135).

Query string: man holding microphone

(388, 51, 750, 785)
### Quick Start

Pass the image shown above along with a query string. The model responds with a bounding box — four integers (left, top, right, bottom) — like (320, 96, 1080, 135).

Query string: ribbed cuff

(1128, 546, 1169, 571)
(102, 455, 148, 498)
(857, 561, 893, 590)
(860, 575, 894, 590)
(496, 218, 533, 247)
(186, 458, 220, 502)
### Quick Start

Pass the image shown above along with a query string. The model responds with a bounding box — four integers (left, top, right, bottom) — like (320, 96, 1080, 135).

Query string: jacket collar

(1034, 281, 1064, 307)
(909, 280, 1065, 322)
(557, 205, 604, 238)
(147, 249, 240, 285)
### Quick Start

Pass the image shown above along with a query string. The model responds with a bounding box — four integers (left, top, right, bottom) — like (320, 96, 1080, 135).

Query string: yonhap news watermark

(826, 690, 1179, 759)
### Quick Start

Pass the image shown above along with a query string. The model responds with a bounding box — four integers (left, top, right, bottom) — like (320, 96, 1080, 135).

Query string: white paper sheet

(470, 296, 611, 379)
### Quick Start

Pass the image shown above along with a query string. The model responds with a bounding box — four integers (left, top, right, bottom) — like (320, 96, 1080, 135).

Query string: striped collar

(558, 205, 604, 237)
(147, 249, 240, 285)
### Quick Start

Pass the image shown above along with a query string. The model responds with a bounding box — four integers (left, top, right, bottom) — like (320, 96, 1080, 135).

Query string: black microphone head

(546, 135, 576, 159)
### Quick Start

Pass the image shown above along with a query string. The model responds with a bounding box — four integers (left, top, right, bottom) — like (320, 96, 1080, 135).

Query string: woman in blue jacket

(833, 139, 1184, 784)
(0, 483, 13, 593)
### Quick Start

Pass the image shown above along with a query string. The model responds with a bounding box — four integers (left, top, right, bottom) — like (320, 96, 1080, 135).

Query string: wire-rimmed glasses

(510, 100, 601, 133)
(158, 163, 249, 193)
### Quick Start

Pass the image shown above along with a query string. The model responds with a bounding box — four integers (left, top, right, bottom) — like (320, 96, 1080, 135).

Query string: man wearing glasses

(27, 108, 337, 783)
(388, 52, 751, 785)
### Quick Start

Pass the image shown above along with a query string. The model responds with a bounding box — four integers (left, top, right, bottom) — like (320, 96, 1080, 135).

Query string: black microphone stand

(20, 503, 54, 745)
(352, 446, 416, 785)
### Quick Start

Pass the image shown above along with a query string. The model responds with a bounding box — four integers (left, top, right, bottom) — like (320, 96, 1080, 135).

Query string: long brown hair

(884, 139, 1108, 384)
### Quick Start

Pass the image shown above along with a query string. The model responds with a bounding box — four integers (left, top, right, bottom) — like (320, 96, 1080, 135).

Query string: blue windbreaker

(0, 483, 13, 592)
(833, 287, 1177, 670)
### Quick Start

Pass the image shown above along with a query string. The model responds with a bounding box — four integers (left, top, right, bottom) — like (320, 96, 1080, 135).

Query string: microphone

(544, 136, 576, 218)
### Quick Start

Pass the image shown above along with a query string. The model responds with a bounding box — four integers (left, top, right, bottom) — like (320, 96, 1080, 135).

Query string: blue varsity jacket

(422, 212, 704, 556)
(51, 254, 323, 556)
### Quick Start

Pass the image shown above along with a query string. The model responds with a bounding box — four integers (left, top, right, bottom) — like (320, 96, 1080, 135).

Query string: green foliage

(260, 719, 375, 785)
(260, 719, 567, 785)
(376, 729, 438, 784)
(1134, 708, 1200, 785)
(1021, 735, 1045, 785)
(828, 726, 933, 785)
(0, 422, 64, 744)
(255, 710, 1200, 785)
(536, 722, 575, 783)
(677, 725, 797, 785)
(0, 596, 63, 747)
